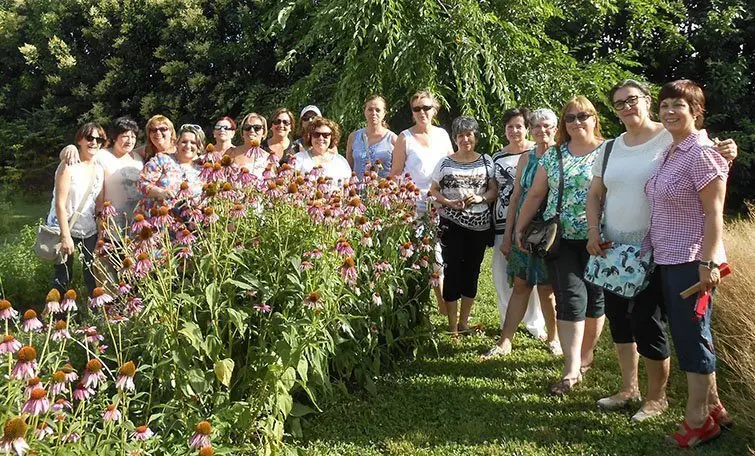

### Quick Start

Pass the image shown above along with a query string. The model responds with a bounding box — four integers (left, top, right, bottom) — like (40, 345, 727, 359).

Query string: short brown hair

(658, 79, 705, 129)
(145, 115, 176, 159)
(271, 108, 295, 137)
(555, 96, 602, 146)
(74, 122, 106, 145)
(304, 117, 341, 149)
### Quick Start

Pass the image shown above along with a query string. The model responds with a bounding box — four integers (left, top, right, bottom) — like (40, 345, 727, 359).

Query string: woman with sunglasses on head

(208, 116, 236, 160)
(294, 117, 351, 189)
(262, 108, 303, 164)
(389, 90, 454, 316)
(586, 80, 736, 424)
(514, 96, 607, 396)
(346, 95, 397, 179)
(226, 113, 271, 178)
(136, 124, 204, 215)
(47, 123, 106, 297)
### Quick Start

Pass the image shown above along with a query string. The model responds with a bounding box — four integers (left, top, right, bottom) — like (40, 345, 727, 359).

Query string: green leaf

(179, 321, 203, 352)
(214, 358, 235, 387)
(226, 308, 249, 334)
(187, 368, 208, 394)
(290, 402, 317, 417)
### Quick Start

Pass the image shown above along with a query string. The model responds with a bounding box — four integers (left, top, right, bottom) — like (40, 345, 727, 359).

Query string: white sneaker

(547, 340, 563, 356)
(597, 392, 642, 410)
(631, 398, 668, 422)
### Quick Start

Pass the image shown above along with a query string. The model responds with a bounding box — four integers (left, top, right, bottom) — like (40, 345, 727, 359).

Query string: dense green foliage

(0, 0, 752, 206)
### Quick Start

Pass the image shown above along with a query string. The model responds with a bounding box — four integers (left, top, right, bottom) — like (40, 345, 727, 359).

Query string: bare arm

(713, 138, 737, 163)
(698, 177, 726, 290)
(585, 176, 607, 256)
(501, 153, 528, 256)
(54, 163, 75, 255)
(429, 181, 463, 210)
(388, 134, 407, 178)
(345, 131, 356, 169)
(514, 167, 549, 251)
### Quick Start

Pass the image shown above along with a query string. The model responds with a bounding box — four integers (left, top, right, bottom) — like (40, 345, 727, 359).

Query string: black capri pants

(439, 218, 488, 302)
(604, 268, 670, 360)
(547, 238, 605, 322)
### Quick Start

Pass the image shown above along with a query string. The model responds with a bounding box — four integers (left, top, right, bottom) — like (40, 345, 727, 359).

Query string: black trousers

(439, 218, 488, 302)
(52, 234, 97, 297)
(547, 238, 605, 322)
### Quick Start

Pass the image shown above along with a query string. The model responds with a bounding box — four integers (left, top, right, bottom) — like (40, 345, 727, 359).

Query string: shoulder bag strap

(601, 139, 616, 177)
(555, 145, 565, 216)
(67, 164, 98, 229)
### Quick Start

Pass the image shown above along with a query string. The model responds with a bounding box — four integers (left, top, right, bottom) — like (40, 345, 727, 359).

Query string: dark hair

(609, 79, 651, 102)
(271, 108, 296, 138)
(363, 94, 389, 128)
(75, 122, 106, 144)
(107, 117, 139, 143)
(658, 79, 706, 129)
(304, 117, 341, 149)
(215, 116, 236, 131)
(502, 108, 530, 129)
(451, 116, 479, 140)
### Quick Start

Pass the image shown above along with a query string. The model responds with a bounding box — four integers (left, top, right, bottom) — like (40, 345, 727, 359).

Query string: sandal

(550, 376, 582, 396)
(710, 403, 734, 430)
(579, 363, 593, 375)
(665, 416, 721, 448)
(480, 344, 511, 360)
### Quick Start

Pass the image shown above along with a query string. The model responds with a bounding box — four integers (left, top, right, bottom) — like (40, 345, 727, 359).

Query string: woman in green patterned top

(514, 96, 607, 396)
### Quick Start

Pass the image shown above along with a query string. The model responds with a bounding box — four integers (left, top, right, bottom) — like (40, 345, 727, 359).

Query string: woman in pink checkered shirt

(645, 80, 731, 448)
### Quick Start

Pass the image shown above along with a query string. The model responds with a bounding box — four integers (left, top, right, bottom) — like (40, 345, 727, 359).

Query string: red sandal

(665, 415, 721, 448)
(710, 403, 734, 429)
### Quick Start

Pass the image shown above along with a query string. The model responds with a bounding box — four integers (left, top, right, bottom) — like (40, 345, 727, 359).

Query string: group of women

(45, 81, 735, 447)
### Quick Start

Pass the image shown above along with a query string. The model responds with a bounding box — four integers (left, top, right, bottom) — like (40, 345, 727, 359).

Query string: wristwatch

(699, 260, 719, 270)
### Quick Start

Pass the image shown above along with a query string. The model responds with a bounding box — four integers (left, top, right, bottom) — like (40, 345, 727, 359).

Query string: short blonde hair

(555, 96, 602, 146)
(239, 112, 268, 137)
(409, 90, 440, 110)
(145, 115, 176, 160)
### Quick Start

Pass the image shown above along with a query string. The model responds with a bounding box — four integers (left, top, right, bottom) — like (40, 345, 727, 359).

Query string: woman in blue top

(346, 94, 397, 179)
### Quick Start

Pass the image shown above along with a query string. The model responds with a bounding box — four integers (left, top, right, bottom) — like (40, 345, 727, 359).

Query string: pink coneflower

(103, 404, 121, 423)
(44, 289, 61, 314)
(101, 200, 117, 219)
(95, 239, 113, 256)
(0, 334, 22, 355)
(202, 207, 219, 224)
(60, 290, 78, 312)
(1, 417, 29, 456)
(335, 238, 354, 257)
(200, 162, 217, 182)
(131, 425, 153, 441)
(82, 359, 106, 388)
(199, 446, 215, 456)
(238, 166, 255, 186)
(229, 203, 246, 219)
(372, 293, 382, 306)
(253, 303, 271, 313)
(130, 213, 151, 234)
(340, 257, 358, 286)
(344, 196, 366, 216)
(116, 361, 136, 392)
(120, 257, 134, 276)
(24, 377, 43, 398)
(108, 314, 129, 325)
(355, 215, 369, 231)
(265, 181, 283, 199)
(176, 181, 194, 200)
(372, 218, 384, 232)
(11, 346, 37, 380)
(429, 272, 440, 288)
(21, 310, 43, 333)
(84, 329, 104, 345)
(176, 228, 197, 245)
(374, 261, 393, 278)
(134, 252, 152, 277)
(299, 261, 314, 271)
(34, 422, 53, 440)
(51, 320, 70, 342)
(61, 363, 78, 383)
(117, 281, 131, 297)
(361, 232, 373, 247)
(51, 398, 72, 413)
(126, 297, 144, 316)
(309, 248, 323, 260)
(420, 255, 429, 268)
(88, 287, 114, 309)
(0, 299, 18, 321)
(400, 242, 414, 259)
(22, 388, 49, 416)
(151, 205, 173, 228)
(302, 291, 323, 310)
(50, 370, 67, 395)
(64, 432, 79, 443)
(189, 420, 212, 449)
(176, 247, 193, 260)
(262, 165, 276, 180)
(73, 382, 94, 401)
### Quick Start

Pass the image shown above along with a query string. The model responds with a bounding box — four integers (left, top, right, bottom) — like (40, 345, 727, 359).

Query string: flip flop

(550, 376, 582, 396)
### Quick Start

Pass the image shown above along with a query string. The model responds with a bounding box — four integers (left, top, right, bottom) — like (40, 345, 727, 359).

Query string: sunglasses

(311, 131, 332, 139)
(412, 105, 434, 113)
(180, 124, 203, 132)
(85, 135, 106, 145)
(612, 95, 644, 111)
(242, 124, 264, 132)
(213, 125, 234, 131)
(272, 118, 291, 126)
(564, 112, 593, 123)
(149, 126, 170, 134)
(301, 115, 317, 122)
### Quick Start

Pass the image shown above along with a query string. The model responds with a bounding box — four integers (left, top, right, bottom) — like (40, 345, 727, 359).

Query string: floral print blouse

(538, 142, 605, 240)
(136, 153, 203, 214)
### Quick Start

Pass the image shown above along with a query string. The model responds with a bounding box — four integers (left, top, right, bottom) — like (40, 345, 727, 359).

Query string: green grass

(0, 193, 49, 243)
(293, 252, 755, 455)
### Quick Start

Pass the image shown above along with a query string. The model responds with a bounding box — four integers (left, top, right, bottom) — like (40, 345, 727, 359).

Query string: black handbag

(522, 145, 564, 259)
(483, 155, 495, 247)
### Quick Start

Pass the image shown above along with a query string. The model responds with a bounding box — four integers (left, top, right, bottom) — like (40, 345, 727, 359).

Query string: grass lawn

(0, 194, 49, 243)
(294, 252, 755, 455)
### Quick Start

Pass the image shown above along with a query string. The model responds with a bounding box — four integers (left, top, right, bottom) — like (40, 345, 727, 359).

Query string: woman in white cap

(293, 105, 323, 152)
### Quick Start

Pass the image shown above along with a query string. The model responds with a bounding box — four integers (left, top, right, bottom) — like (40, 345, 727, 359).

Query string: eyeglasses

(564, 112, 593, 123)
(85, 135, 106, 145)
(311, 131, 332, 139)
(214, 125, 234, 131)
(412, 105, 434, 113)
(612, 95, 644, 111)
(149, 126, 170, 134)
(301, 115, 317, 122)
(242, 124, 264, 132)
(272, 119, 291, 126)
(180, 124, 203, 132)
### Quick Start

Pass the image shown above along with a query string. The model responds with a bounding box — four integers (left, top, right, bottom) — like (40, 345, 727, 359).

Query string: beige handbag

(34, 165, 97, 264)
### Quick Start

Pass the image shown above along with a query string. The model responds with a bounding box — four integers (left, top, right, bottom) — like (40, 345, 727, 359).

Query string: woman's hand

(60, 145, 80, 165)
(698, 264, 721, 291)
(463, 194, 484, 206)
(515, 230, 528, 253)
(586, 229, 605, 257)
(713, 138, 737, 163)
(60, 234, 75, 256)
(158, 187, 176, 200)
(446, 199, 465, 210)
(500, 236, 512, 258)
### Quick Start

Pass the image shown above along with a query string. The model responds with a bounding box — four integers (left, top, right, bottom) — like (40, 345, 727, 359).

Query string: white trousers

(492, 234, 546, 336)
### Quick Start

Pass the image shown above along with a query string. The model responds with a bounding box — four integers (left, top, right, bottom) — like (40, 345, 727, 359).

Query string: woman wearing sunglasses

(209, 116, 236, 160)
(585, 80, 736, 425)
(389, 90, 454, 316)
(293, 117, 351, 188)
(136, 124, 204, 215)
(293, 105, 323, 152)
(227, 113, 270, 178)
(262, 108, 302, 164)
(46, 122, 106, 297)
(514, 96, 607, 396)
(346, 94, 397, 179)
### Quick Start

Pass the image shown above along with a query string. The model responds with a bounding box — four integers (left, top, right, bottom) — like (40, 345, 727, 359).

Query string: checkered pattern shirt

(645, 131, 728, 265)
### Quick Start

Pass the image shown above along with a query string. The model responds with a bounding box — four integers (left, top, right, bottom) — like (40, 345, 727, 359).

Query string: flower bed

(0, 157, 437, 454)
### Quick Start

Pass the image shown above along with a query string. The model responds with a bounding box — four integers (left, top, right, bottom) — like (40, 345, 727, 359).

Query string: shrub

(0, 224, 54, 307)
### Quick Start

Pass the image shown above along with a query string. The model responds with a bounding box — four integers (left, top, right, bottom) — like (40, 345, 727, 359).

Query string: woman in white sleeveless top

(46, 123, 105, 297)
(389, 91, 454, 315)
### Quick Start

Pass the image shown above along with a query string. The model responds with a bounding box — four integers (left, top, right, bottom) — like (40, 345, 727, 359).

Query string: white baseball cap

(300, 105, 322, 118)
